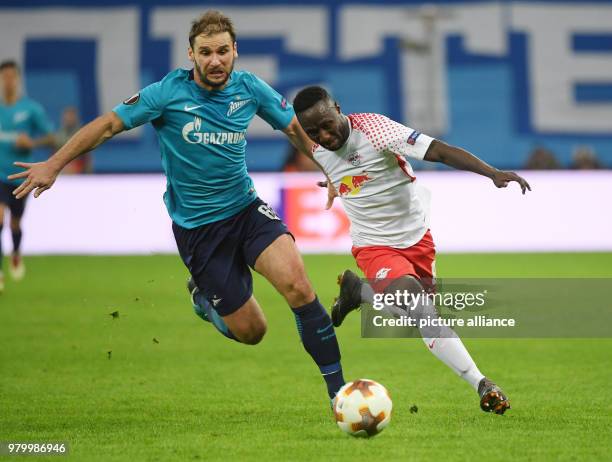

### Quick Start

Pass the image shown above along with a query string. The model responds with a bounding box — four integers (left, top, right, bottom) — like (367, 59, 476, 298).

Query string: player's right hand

(491, 170, 531, 194)
(317, 180, 339, 210)
(8, 161, 59, 199)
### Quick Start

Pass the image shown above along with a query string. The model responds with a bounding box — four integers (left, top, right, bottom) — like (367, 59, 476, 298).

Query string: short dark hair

(0, 60, 19, 73)
(293, 86, 331, 113)
(189, 10, 236, 47)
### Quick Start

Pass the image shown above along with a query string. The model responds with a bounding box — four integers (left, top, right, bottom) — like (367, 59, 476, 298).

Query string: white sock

(413, 296, 485, 390)
(421, 335, 484, 390)
(362, 279, 485, 390)
(360, 281, 375, 304)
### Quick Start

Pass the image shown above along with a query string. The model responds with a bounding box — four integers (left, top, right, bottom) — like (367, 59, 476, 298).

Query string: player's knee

(283, 276, 314, 306)
(385, 276, 425, 310)
(386, 275, 422, 295)
(287, 277, 313, 298)
(236, 319, 267, 345)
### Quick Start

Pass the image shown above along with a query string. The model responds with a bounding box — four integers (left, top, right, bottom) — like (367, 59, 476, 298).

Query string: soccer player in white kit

(294, 86, 531, 415)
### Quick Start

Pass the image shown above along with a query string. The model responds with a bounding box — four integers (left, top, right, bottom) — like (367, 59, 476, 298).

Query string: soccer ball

(333, 379, 392, 437)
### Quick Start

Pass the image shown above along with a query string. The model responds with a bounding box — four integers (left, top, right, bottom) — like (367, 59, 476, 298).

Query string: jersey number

(258, 204, 280, 221)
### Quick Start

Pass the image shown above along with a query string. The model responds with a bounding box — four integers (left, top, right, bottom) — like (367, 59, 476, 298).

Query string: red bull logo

(338, 173, 373, 196)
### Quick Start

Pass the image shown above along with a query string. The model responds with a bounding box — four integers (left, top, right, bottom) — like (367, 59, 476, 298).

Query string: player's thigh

(253, 234, 314, 306)
(221, 295, 267, 344)
(241, 198, 314, 305)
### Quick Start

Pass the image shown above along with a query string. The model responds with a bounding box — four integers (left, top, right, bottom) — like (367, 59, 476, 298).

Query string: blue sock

(293, 296, 346, 399)
(193, 292, 238, 342)
(0, 224, 3, 271)
(12, 229, 22, 253)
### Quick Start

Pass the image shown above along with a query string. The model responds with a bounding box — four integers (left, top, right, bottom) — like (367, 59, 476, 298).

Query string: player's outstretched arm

(283, 115, 339, 209)
(423, 139, 531, 194)
(8, 112, 125, 199)
(282, 116, 316, 158)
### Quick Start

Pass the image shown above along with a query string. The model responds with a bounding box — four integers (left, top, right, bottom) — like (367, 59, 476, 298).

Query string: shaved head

(294, 86, 350, 151)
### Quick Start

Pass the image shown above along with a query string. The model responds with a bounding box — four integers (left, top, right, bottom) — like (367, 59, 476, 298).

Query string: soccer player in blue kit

(9, 11, 346, 402)
(0, 60, 55, 292)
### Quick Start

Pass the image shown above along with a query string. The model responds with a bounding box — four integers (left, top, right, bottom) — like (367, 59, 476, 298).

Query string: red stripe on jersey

(394, 154, 416, 181)
(393, 153, 416, 181)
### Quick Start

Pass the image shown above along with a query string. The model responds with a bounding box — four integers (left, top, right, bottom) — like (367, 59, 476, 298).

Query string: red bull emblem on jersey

(338, 173, 373, 196)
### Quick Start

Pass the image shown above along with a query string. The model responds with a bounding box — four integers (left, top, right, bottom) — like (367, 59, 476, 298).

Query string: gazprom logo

(182, 116, 245, 145)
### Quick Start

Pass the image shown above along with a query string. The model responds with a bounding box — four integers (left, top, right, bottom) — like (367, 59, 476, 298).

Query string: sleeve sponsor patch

(123, 93, 140, 105)
(407, 130, 421, 145)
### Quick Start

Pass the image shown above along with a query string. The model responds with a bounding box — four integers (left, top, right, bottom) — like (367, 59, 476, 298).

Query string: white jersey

(312, 113, 434, 248)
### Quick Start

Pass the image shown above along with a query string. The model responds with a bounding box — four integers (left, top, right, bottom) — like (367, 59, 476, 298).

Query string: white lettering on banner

(1, 3, 611, 138)
(150, 6, 327, 138)
(512, 5, 612, 133)
(0, 8, 140, 138)
(339, 4, 507, 136)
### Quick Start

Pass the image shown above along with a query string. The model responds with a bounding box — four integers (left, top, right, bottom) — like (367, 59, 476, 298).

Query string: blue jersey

(113, 69, 294, 228)
(0, 97, 53, 185)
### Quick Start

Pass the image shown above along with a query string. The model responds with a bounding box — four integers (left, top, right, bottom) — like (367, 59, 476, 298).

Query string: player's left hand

(492, 170, 531, 194)
(8, 161, 60, 199)
(316, 180, 339, 209)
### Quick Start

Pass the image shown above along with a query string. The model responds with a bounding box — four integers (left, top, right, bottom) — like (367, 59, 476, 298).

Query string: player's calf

(230, 322, 266, 345)
(292, 296, 345, 400)
(221, 298, 267, 345)
(253, 234, 346, 399)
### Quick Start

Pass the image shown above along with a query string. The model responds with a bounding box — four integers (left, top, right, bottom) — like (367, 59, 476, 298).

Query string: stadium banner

(0, 0, 611, 171)
(8, 171, 612, 255)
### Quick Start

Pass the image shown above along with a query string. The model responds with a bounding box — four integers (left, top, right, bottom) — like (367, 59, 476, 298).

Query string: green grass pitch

(1, 253, 611, 461)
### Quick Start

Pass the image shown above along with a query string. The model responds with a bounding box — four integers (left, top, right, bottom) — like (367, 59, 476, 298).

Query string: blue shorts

(172, 197, 290, 317)
(0, 181, 27, 218)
